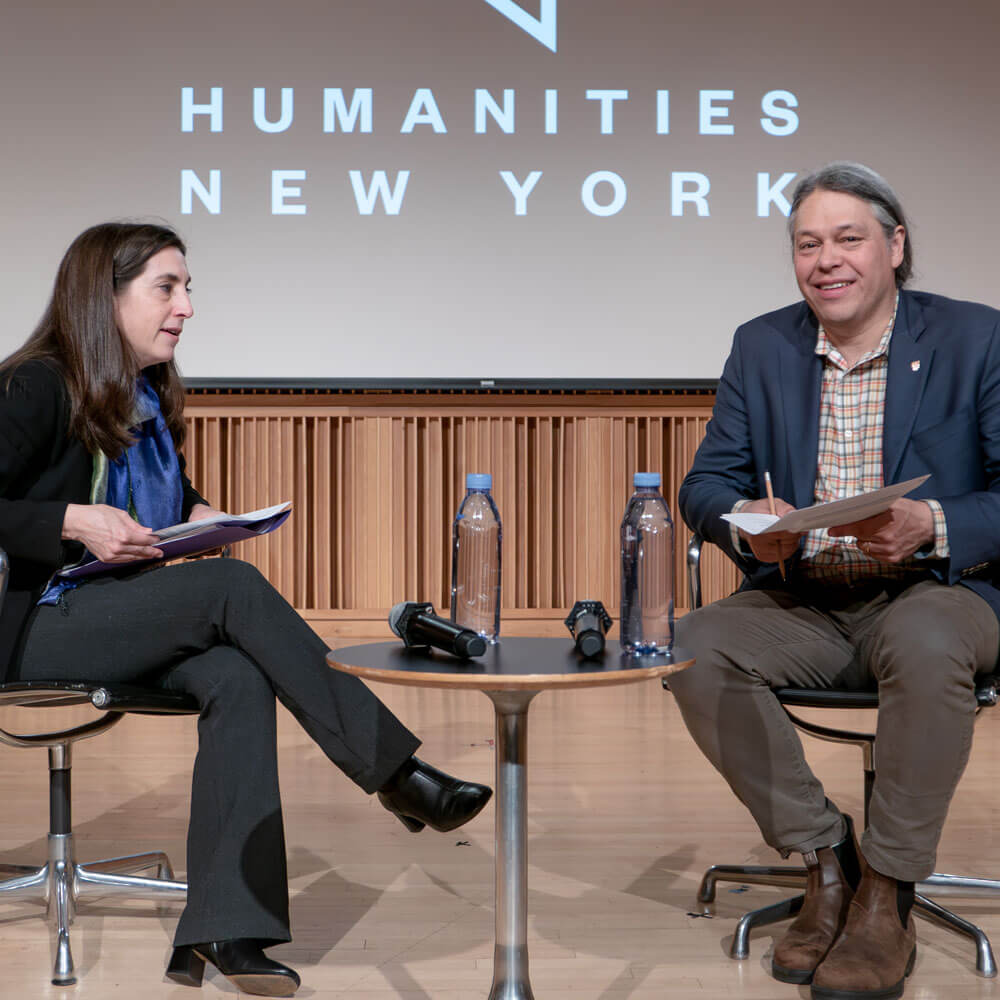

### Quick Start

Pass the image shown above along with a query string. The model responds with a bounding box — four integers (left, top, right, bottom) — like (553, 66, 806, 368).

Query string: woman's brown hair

(2, 222, 188, 458)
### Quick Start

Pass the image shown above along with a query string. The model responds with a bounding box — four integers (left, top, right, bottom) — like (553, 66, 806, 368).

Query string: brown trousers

(669, 579, 998, 881)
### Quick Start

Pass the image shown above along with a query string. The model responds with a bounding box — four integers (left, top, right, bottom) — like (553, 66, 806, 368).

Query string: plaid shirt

(733, 295, 949, 584)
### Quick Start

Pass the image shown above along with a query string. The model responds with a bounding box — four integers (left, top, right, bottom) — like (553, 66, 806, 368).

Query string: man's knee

(874, 619, 961, 671)
(669, 606, 738, 703)
(870, 584, 997, 688)
(675, 602, 721, 654)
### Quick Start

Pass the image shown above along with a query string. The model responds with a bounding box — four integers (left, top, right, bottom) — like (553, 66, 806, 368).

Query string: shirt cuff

(730, 498, 755, 557)
(916, 499, 949, 560)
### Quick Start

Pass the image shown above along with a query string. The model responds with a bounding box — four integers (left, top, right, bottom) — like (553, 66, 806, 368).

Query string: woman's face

(115, 247, 193, 369)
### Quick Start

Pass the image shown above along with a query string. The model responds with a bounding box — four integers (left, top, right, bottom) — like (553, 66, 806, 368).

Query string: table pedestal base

(487, 689, 538, 1000)
(327, 639, 689, 1000)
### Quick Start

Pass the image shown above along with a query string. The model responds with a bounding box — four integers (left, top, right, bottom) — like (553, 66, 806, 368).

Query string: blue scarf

(103, 377, 183, 531)
(38, 378, 183, 605)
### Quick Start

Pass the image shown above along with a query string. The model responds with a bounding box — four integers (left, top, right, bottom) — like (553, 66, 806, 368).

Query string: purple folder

(58, 508, 291, 580)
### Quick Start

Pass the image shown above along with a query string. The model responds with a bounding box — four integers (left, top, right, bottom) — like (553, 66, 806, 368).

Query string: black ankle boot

(166, 939, 300, 997)
(378, 756, 492, 832)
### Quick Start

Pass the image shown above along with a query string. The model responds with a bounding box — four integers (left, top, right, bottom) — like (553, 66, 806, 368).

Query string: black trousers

(14, 558, 420, 946)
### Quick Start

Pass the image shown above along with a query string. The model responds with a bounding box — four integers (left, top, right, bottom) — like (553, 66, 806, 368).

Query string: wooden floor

(3, 638, 1000, 999)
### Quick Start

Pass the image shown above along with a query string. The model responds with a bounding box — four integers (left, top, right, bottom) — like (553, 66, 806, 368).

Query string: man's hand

(62, 504, 163, 564)
(828, 498, 934, 563)
(738, 497, 804, 565)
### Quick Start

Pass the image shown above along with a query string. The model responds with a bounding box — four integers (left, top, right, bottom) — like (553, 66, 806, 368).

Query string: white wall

(2, 0, 997, 379)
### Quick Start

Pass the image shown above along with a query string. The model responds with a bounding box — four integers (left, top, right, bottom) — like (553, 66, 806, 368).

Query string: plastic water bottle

(620, 472, 674, 654)
(450, 473, 502, 643)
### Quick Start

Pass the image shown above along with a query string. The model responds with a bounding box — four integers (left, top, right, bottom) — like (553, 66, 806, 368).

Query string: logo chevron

(481, 0, 557, 52)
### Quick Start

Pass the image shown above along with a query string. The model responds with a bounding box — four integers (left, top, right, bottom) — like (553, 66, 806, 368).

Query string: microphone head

(388, 601, 410, 637)
(565, 600, 611, 658)
(388, 601, 435, 640)
(564, 600, 612, 638)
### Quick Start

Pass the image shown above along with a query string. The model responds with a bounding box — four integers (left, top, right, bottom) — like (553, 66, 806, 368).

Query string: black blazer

(0, 361, 204, 677)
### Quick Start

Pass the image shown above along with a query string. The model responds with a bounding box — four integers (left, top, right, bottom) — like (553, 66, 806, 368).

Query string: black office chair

(674, 533, 1000, 977)
(0, 547, 201, 986)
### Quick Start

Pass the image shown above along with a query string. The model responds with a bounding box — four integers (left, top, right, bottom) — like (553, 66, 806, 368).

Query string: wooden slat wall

(182, 394, 741, 621)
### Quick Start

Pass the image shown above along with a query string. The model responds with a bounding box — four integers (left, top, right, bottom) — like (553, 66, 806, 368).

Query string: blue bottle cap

(633, 472, 661, 488)
(466, 473, 492, 490)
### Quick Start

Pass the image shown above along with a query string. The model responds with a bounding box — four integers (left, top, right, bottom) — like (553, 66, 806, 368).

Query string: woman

(0, 222, 491, 997)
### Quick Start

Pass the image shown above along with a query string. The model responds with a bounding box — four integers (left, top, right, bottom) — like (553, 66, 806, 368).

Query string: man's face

(792, 189, 904, 338)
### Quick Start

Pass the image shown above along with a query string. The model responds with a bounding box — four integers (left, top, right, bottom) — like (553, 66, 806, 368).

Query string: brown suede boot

(772, 816, 862, 984)
(811, 866, 917, 1000)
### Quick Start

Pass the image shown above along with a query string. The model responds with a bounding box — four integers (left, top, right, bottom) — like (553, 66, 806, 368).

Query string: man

(670, 161, 1000, 1000)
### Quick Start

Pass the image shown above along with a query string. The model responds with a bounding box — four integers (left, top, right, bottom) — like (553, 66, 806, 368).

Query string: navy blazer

(0, 361, 205, 678)
(679, 289, 1000, 625)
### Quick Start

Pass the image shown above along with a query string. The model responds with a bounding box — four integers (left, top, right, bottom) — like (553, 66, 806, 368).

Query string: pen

(764, 470, 786, 581)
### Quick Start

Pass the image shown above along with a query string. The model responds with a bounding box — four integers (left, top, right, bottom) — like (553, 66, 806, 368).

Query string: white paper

(721, 475, 930, 536)
(722, 512, 781, 534)
(153, 501, 292, 541)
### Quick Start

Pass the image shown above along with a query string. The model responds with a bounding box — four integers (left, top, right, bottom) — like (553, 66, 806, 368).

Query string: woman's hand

(188, 503, 226, 522)
(62, 504, 163, 564)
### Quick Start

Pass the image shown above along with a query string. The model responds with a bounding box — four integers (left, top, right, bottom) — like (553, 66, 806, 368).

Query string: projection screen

(2, 0, 997, 381)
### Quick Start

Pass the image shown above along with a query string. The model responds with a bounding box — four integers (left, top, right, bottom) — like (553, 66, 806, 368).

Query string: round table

(327, 637, 693, 1000)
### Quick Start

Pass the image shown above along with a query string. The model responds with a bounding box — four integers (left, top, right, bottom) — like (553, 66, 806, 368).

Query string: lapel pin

(911, 360, 921, 372)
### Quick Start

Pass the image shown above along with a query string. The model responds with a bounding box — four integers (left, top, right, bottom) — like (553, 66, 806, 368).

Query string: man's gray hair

(788, 162, 913, 286)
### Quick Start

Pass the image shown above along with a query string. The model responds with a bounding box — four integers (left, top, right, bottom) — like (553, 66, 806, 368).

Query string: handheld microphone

(564, 600, 612, 658)
(389, 601, 487, 659)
